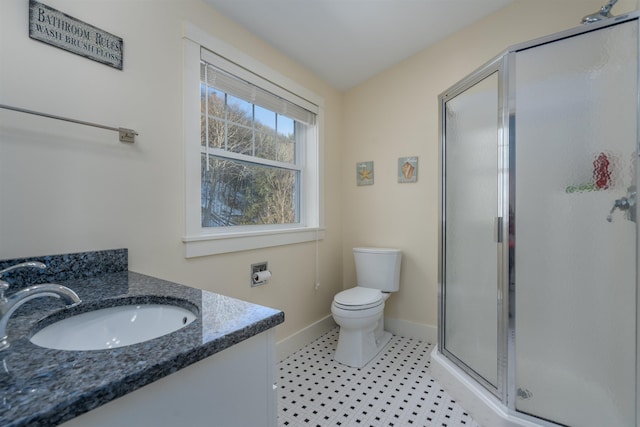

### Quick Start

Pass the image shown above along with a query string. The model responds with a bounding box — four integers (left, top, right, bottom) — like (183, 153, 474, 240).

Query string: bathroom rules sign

(28, 0, 123, 70)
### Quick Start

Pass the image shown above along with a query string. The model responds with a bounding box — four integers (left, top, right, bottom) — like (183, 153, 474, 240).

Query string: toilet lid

(334, 287, 382, 307)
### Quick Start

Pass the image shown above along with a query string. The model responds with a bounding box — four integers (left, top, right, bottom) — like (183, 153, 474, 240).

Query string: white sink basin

(30, 304, 196, 350)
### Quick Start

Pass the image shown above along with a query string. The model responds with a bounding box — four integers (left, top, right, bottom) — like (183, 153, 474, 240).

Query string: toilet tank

(353, 247, 402, 292)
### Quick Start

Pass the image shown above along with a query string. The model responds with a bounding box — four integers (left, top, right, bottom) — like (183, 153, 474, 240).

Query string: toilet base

(334, 324, 392, 369)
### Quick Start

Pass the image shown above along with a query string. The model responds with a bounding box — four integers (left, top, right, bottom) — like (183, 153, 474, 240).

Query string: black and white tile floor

(277, 328, 480, 427)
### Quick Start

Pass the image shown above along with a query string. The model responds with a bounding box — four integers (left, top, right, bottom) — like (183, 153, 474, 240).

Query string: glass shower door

(514, 20, 638, 426)
(441, 70, 501, 392)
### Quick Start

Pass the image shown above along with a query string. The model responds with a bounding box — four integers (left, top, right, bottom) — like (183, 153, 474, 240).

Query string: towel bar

(0, 104, 137, 143)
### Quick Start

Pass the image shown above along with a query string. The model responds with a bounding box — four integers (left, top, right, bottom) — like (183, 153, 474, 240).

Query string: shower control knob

(607, 186, 636, 223)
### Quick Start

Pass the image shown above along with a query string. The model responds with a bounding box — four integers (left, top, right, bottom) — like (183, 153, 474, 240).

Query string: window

(200, 54, 315, 227)
(183, 24, 324, 257)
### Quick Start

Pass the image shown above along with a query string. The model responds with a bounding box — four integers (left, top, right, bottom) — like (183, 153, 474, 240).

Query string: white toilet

(331, 247, 402, 368)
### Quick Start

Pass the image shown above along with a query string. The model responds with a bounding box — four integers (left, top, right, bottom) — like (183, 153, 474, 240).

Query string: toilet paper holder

(251, 262, 270, 287)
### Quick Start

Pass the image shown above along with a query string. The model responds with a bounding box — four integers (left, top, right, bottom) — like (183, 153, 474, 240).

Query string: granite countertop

(0, 250, 284, 427)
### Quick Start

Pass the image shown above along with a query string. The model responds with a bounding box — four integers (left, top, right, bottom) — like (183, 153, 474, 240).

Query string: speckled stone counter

(0, 249, 284, 427)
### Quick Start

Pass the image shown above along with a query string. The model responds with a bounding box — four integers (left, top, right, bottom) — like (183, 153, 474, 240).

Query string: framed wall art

(357, 161, 374, 186)
(398, 157, 418, 183)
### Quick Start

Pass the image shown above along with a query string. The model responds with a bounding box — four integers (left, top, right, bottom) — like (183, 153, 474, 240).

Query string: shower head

(581, 0, 618, 24)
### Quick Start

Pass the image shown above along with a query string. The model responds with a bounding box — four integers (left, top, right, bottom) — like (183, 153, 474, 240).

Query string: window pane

(203, 87, 226, 149)
(201, 154, 299, 227)
(278, 137, 295, 164)
(277, 115, 295, 163)
(255, 105, 276, 131)
(277, 115, 294, 138)
(277, 136, 295, 163)
(227, 94, 252, 124)
(226, 123, 252, 155)
(207, 87, 226, 118)
(255, 130, 275, 160)
(206, 116, 225, 149)
(200, 84, 206, 147)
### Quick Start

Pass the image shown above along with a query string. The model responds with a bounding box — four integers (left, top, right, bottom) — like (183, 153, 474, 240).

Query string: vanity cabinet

(61, 329, 277, 427)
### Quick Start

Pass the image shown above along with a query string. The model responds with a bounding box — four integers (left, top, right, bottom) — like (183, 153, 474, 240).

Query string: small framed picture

(398, 157, 418, 183)
(357, 161, 374, 186)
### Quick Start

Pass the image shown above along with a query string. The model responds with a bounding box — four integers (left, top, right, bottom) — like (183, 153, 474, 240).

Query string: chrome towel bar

(0, 104, 137, 143)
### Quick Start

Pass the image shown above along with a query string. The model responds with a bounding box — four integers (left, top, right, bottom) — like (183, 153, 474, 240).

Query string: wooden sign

(28, 0, 123, 70)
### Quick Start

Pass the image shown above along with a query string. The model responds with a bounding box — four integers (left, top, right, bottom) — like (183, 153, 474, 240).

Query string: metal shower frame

(437, 10, 640, 425)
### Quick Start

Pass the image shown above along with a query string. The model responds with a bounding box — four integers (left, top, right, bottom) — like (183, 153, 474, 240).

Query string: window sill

(183, 227, 325, 258)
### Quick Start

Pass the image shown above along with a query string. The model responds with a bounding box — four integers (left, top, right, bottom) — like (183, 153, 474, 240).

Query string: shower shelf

(565, 183, 606, 193)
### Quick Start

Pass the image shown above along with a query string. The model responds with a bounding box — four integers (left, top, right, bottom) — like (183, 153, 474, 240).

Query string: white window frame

(182, 23, 324, 257)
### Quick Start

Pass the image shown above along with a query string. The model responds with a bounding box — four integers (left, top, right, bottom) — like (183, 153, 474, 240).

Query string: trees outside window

(200, 60, 313, 228)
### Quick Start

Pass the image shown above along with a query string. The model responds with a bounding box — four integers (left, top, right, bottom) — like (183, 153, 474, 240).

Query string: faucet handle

(607, 186, 637, 223)
(0, 262, 47, 298)
(0, 261, 47, 278)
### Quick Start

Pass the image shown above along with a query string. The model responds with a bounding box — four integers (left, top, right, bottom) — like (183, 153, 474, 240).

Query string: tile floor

(277, 328, 481, 427)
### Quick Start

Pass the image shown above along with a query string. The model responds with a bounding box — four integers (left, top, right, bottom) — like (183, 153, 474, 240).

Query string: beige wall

(1, 0, 637, 345)
(341, 0, 638, 329)
(0, 0, 344, 343)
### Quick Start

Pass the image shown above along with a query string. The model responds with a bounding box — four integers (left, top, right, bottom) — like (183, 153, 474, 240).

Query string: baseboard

(276, 316, 437, 363)
(384, 317, 438, 344)
(276, 314, 337, 362)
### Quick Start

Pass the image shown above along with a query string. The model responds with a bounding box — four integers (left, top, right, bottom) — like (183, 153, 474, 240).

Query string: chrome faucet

(0, 262, 81, 350)
(581, 0, 618, 24)
(607, 186, 637, 223)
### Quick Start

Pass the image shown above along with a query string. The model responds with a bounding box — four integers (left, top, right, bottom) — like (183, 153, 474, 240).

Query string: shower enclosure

(436, 12, 639, 427)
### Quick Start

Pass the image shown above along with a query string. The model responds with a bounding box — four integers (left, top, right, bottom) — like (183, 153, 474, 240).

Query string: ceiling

(203, 0, 515, 91)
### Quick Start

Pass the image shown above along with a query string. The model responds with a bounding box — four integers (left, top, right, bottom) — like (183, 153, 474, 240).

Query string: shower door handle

(495, 217, 503, 243)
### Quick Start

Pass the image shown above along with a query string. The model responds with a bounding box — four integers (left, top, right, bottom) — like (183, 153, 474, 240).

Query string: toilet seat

(333, 287, 383, 311)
